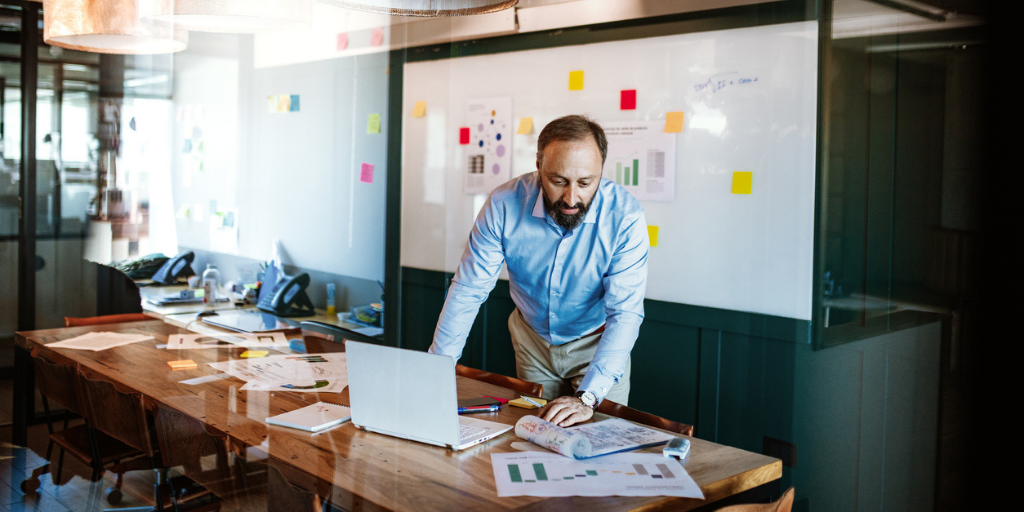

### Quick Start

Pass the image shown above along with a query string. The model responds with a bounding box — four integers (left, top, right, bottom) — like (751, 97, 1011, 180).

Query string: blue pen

(457, 404, 500, 414)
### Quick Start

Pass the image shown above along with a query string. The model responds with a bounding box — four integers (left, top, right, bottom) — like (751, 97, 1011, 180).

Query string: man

(429, 115, 648, 427)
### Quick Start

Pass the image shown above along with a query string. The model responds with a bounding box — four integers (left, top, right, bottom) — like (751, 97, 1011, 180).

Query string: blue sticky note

(289, 95, 300, 112)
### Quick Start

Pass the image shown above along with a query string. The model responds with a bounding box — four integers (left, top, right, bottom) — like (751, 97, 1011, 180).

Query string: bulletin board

(400, 21, 818, 320)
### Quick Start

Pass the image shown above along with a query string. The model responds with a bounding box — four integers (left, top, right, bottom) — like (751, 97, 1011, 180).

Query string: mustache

(552, 200, 586, 211)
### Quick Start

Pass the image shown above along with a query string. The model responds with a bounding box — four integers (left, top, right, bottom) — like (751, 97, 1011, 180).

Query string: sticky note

(360, 163, 374, 184)
(647, 225, 659, 247)
(277, 95, 290, 112)
(367, 113, 381, 134)
(517, 117, 533, 135)
(412, 101, 426, 118)
(665, 111, 684, 133)
(732, 171, 753, 194)
(336, 32, 348, 51)
(509, 397, 547, 409)
(568, 70, 584, 91)
(240, 350, 268, 358)
(267, 95, 277, 113)
(371, 27, 384, 47)
(168, 360, 197, 370)
(289, 95, 300, 112)
(459, 127, 470, 145)
(620, 89, 637, 110)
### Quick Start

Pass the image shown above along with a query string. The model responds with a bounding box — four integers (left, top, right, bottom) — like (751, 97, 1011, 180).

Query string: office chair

(717, 487, 795, 512)
(596, 399, 694, 436)
(153, 403, 243, 510)
(455, 364, 544, 398)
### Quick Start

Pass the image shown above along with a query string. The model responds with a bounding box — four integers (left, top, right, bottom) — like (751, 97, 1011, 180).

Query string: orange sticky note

(240, 350, 268, 358)
(647, 225, 659, 247)
(665, 111, 684, 133)
(517, 117, 533, 135)
(732, 172, 753, 194)
(412, 101, 426, 118)
(168, 359, 197, 370)
(277, 95, 290, 112)
(568, 70, 584, 91)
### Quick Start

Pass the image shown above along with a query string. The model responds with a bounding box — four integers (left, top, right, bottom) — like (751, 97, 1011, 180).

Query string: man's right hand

(537, 396, 594, 427)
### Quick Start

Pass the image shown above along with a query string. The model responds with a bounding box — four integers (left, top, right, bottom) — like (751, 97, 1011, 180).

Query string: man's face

(537, 138, 603, 231)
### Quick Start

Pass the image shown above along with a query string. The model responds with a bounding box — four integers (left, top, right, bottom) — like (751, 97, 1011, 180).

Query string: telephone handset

(151, 251, 195, 285)
(257, 272, 316, 317)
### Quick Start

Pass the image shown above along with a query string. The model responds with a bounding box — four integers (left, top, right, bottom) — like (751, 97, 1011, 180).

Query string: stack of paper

(206, 353, 348, 393)
(514, 417, 675, 459)
(165, 333, 290, 350)
(266, 402, 351, 432)
(47, 332, 153, 351)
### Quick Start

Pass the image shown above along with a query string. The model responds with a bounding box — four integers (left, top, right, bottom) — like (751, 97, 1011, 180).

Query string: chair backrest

(595, 399, 694, 436)
(79, 375, 155, 457)
(153, 404, 237, 499)
(717, 487, 795, 512)
(65, 313, 151, 327)
(32, 355, 82, 415)
(266, 462, 326, 512)
(455, 364, 543, 398)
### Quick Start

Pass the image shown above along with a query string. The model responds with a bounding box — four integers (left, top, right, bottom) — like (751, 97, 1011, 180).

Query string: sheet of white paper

(207, 353, 348, 393)
(490, 451, 703, 498)
(601, 120, 677, 202)
(351, 326, 384, 337)
(569, 418, 676, 456)
(464, 97, 512, 195)
(47, 332, 153, 351)
(179, 373, 237, 386)
(166, 333, 289, 350)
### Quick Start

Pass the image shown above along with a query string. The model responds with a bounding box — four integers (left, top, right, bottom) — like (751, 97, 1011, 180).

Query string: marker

(457, 404, 500, 414)
(521, 396, 543, 408)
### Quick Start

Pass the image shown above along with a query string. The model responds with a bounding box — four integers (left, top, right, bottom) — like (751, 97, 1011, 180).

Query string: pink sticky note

(337, 33, 348, 51)
(621, 90, 637, 110)
(459, 127, 470, 145)
(360, 163, 374, 184)
(371, 27, 384, 47)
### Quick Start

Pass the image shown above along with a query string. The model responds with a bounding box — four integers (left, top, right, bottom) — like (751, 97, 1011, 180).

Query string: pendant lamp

(139, 0, 313, 33)
(314, 0, 518, 17)
(43, 0, 187, 54)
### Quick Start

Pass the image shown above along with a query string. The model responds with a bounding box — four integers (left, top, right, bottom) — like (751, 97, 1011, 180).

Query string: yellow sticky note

(509, 397, 547, 409)
(412, 101, 426, 118)
(267, 95, 278, 113)
(277, 95, 290, 112)
(665, 111, 684, 133)
(367, 113, 381, 134)
(647, 225, 659, 247)
(240, 350, 269, 358)
(168, 359, 197, 370)
(568, 70, 584, 91)
(517, 117, 533, 135)
(732, 171, 753, 194)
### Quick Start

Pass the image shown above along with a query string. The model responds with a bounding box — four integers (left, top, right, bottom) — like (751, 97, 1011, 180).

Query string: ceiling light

(315, 0, 518, 17)
(140, 0, 313, 33)
(43, 0, 187, 54)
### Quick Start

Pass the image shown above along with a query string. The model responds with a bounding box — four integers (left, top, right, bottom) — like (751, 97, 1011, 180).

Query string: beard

(543, 194, 591, 231)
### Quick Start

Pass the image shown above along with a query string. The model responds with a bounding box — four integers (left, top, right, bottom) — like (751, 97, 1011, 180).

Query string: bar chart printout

(602, 120, 676, 202)
(491, 452, 704, 498)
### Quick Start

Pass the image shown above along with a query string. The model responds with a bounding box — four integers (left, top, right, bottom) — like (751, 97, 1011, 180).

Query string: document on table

(207, 353, 347, 393)
(515, 417, 675, 459)
(166, 332, 290, 350)
(47, 332, 153, 351)
(490, 451, 704, 498)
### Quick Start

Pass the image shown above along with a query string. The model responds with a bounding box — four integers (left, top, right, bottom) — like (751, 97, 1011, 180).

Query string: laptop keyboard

(459, 424, 487, 441)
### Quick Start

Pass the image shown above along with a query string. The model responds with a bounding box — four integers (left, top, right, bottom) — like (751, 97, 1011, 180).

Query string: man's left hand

(538, 396, 594, 427)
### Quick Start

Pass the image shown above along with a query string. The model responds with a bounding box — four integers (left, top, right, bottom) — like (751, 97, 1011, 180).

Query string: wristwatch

(575, 390, 598, 409)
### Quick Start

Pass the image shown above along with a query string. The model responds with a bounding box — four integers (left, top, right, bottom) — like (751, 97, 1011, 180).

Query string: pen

(521, 396, 543, 408)
(457, 404, 500, 414)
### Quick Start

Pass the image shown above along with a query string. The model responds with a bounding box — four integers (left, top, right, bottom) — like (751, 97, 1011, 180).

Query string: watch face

(577, 391, 596, 407)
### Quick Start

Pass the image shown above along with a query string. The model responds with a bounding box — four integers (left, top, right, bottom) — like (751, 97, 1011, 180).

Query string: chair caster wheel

(21, 477, 40, 493)
(105, 487, 123, 505)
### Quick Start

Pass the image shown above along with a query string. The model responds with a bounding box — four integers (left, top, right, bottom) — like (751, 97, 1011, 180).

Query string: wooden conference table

(15, 320, 781, 511)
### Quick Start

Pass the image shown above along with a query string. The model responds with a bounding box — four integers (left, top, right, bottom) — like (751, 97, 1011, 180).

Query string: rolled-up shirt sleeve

(577, 210, 649, 402)
(429, 198, 506, 359)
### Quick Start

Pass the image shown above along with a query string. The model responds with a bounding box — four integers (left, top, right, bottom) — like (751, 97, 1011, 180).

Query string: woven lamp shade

(316, 0, 518, 17)
(43, 0, 187, 54)
(140, 0, 312, 33)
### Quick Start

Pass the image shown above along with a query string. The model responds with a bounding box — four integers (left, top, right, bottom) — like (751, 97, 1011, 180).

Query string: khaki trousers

(507, 308, 630, 404)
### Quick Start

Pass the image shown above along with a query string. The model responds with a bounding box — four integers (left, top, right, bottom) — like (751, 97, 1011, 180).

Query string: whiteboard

(401, 21, 818, 320)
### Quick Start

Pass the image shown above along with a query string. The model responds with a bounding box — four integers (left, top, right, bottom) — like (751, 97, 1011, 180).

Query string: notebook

(266, 402, 352, 432)
(346, 341, 512, 450)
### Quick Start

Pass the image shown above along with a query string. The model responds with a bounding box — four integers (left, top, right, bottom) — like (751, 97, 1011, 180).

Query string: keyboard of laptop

(459, 423, 487, 441)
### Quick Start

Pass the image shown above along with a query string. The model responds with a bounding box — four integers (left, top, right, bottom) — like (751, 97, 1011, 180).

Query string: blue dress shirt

(429, 172, 649, 401)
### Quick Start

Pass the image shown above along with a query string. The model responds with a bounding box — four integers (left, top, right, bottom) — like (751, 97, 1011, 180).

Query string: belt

(577, 324, 605, 340)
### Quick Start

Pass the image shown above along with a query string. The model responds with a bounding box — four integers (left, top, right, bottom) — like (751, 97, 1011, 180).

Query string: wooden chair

(595, 399, 694, 436)
(20, 355, 141, 495)
(455, 364, 543, 398)
(717, 487, 795, 512)
(65, 313, 151, 327)
(265, 461, 330, 512)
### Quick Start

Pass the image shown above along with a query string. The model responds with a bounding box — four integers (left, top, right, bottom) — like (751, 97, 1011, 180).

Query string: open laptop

(346, 341, 512, 450)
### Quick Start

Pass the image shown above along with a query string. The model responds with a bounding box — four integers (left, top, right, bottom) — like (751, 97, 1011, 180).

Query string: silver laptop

(346, 341, 512, 450)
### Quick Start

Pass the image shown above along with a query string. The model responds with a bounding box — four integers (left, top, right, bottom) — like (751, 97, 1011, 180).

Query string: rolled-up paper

(514, 416, 592, 459)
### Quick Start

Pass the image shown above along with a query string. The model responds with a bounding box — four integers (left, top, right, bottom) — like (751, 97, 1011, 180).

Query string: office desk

(16, 321, 781, 511)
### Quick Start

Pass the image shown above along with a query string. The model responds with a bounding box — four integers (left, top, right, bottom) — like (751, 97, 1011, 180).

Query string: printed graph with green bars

(505, 460, 677, 483)
(613, 157, 641, 187)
